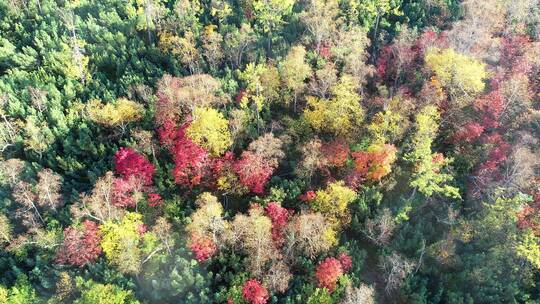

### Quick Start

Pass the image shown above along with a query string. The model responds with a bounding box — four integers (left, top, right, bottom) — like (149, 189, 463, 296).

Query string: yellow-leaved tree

(99, 212, 158, 274)
(424, 48, 488, 106)
(186, 192, 229, 248)
(517, 230, 540, 269)
(186, 107, 232, 156)
(311, 181, 357, 230)
(404, 105, 460, 199)
(367, 95, 412, 145)
(279, 45, 311, 110)
(303, 75, 364, 139)
(87, 98, 144, 129)
(158, 31, 200, 74)
(238, 63, 268, 111)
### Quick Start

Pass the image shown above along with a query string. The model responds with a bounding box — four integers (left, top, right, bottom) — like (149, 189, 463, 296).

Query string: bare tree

(247, 133, 285, 168)
(12, 181, 45, 228)
(262, 259, 292, 293)
(340, 282, 375, 304)
(295, 138, 327, 182)
(224, 24, 256, 69)
(36, 169, 63, 211)
(300, 0, 340, 51)
(502, 135, 540, 192)
(151, 217, 175, 255)
(364, 208, 396, 246)
(59, 8, 87, 82)
(308, 62, 338, 98)
(28, 86, 48, 113)
(379, 253, 415, 294)
(0, 158, 25, 186)
(283, 212, 334, 261)
(0, 95, 20, 152)
(229, 206, 278, 277)
(0, 214, 12, 247)
(445, 0, 504, 62)
(130, 129, 157, 160)
(0, 162, 63, 252)
(71, 172, 124, 223)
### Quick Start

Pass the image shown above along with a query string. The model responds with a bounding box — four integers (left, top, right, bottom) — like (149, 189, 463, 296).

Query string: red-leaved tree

(500, 35, 533, 76)
(264, 202, 291, 246)
(111, 176, 144, 208)
(517, 205, 539, 231)
(473, 90, 504, 129)
(453, 122, 485, 143)
(172, 125, 209, 187)
(114, 147, 155, 185)
(56, 220, 102, 267)
(315, 257, 344, 292)
(233, 133, 284, 194)
(188, 233, 217, 262)
(477, 133, 511, 179)
(337, 252, 353, 272)
(147, 193, 163, 207)
(351, 144, 397, 183)
(242, 279, 269, 304)
(299, 190, 316, 202)
(112, 147, 159, 209)
(158, 119, 179, 148)
(321, 140, 350, 167)
(234, 152, 274, 194)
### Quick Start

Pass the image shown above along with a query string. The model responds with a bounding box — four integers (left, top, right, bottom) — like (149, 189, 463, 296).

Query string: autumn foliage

(171, 125, 209, 187)
(114, 147, 155, 185)
(473, 90, 504, 129)
(185, 193, 228, 262)
(299, 190, 316, 202)
(242, 279, 269, 304)
(233, 134, 285, 194)
(6, 0, 540, 302)
(321, 140, 350, 167)
(56, 220, 102, 267)
(476, 133, 511, 180)
(111, 176, 142, 208)
(517, 206, 539, 232)
(337, 252, 353, 272)
(315, 257, 344, 292)
(352, 144, 397, 182)
(453, 122, 484, 143)
(189, 233, 218, 262)
(517, 186, 540, 233)
(264, 202, 291, 245)
(112, 148, 159, 208)
(234, 152, 274, 194)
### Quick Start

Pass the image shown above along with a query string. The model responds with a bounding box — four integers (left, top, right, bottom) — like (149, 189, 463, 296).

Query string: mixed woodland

(2, 0, 540, 303)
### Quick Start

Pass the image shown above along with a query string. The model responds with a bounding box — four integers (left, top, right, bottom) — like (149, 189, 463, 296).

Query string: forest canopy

(2, 0, 540, 303)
